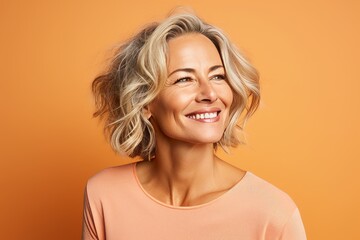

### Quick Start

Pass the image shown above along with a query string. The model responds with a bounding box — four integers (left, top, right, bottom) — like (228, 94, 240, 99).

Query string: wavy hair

(92, 12, 260, 160)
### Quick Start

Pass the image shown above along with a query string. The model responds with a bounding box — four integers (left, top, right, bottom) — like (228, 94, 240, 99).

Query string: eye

(211, 74, 226, 81)
(174, 77, 193, 84)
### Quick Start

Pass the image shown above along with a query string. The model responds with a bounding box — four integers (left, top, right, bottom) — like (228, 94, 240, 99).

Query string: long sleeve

(279, 208, 307, 240)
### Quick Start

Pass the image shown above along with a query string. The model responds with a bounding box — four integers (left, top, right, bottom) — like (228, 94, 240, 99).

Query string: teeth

(187, 112, 218, 120)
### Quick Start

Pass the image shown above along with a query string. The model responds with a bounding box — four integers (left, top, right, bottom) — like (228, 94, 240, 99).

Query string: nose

(195, 80, 218, 103)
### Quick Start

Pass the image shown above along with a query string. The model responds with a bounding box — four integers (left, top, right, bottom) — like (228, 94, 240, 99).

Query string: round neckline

(132, 162, 250, 210)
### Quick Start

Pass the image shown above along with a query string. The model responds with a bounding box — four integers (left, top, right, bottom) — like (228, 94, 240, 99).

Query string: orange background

(1, 0, 359, 239)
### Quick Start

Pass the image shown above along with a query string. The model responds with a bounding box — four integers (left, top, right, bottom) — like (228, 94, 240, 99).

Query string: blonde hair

(92, 12, 260, 160)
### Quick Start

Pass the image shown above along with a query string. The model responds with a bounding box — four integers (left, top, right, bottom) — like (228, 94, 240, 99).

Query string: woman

(83, 12, 307, 240)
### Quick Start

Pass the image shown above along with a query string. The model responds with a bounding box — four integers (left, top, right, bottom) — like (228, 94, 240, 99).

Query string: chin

(187, 134, 223, 145)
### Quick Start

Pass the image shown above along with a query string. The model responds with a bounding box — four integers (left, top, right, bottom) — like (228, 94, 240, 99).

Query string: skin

(137, 33, 246, 207)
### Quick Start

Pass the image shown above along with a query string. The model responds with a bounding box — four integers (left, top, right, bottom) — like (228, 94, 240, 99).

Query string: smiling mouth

(186, 111, 220, 120)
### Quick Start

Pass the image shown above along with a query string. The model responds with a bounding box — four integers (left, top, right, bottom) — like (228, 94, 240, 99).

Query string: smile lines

(186, 112, 219, 120)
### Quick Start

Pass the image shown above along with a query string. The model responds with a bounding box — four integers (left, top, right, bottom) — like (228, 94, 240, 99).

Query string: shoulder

(85, 163, 135, 199)
(240, 172, 300, 227)
(233, 172, 306, 238)
(244, 172, 297, 209)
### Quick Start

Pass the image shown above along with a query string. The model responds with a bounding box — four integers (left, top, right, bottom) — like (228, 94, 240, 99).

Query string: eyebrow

(167, 65, 224, 77)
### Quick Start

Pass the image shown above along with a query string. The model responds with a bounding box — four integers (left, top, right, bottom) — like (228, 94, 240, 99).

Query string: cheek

(156, 89, 194, 113)
(217, 84, 234, 107)
(150, 92, 189, 121)
(226, 88, 234, 106)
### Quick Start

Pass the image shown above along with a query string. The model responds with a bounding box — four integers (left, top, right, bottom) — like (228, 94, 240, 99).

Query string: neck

(154, 142, 215, 181)
(148, 141, 219, 206)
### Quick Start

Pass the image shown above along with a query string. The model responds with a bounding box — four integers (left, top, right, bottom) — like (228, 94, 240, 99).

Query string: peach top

(82, 163, 306, 240)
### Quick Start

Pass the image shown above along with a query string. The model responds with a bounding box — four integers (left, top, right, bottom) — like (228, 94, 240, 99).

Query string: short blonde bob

(92, 12, 260, 160)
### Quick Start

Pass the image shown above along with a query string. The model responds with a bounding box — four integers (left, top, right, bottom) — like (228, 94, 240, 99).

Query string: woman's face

(148, 33, 233, 145)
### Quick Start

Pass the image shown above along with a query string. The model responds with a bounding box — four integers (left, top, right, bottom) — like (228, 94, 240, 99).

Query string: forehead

(166, 33, 223, 70)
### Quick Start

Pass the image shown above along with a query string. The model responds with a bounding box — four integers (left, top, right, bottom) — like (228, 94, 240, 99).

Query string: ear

(142, 105, 152, 119)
